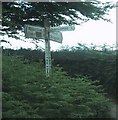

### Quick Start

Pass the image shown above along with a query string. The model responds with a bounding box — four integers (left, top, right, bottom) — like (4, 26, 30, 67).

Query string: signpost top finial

(44, 18, 50, 28)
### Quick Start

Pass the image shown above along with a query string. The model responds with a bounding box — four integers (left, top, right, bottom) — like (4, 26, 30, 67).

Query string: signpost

(24, 25, 44, 39)
(24, 26, 63, 43)
(50, 25, 75, 32)
(24, 20, 75, 77)
(44, 19, 51, 77)
(50, 32, 63, 43)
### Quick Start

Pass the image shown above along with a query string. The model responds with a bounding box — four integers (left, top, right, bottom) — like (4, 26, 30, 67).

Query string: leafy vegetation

(1, 1, 114, 38)
(2, 55, 112, 118)
(52, 45, 116, 101)
(2, 44, 116, 101)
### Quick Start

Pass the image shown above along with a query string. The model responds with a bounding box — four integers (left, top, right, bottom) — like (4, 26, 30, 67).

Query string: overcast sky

(1, 0, 116, 50)
(51, 6, 116, 50)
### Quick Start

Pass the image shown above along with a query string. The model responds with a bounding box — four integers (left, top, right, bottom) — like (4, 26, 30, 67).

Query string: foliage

(2, 1, 114, 38)
(2, 92, 41, 118)
(2, 44, 116, 101)
(52, 44, 116, 99)
(2, 55, 111, 118)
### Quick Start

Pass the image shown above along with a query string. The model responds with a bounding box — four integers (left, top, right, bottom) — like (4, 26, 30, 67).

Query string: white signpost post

(24, 19, 75, 77)
(44, 19, 51, 77)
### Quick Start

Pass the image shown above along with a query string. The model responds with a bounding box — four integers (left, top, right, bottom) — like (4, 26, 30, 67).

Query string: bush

(2, 55, 111, 118)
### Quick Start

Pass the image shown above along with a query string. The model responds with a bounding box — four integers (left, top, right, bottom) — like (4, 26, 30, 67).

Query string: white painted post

(24, 21, 75, 78)
(44, 18, 51, 77)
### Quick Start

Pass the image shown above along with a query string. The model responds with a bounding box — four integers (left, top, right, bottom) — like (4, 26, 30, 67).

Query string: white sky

(54, 7, 116, 50)
(1, 1, 116, 51)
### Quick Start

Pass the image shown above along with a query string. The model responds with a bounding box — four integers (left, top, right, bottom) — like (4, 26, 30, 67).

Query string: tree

(1, 1, 114, 39)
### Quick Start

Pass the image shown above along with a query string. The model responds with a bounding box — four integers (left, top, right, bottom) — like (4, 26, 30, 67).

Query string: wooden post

(44, 18, 51, 77)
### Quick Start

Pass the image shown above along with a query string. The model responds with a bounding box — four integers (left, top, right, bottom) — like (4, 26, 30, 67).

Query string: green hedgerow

(2, 55, 112, 118)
